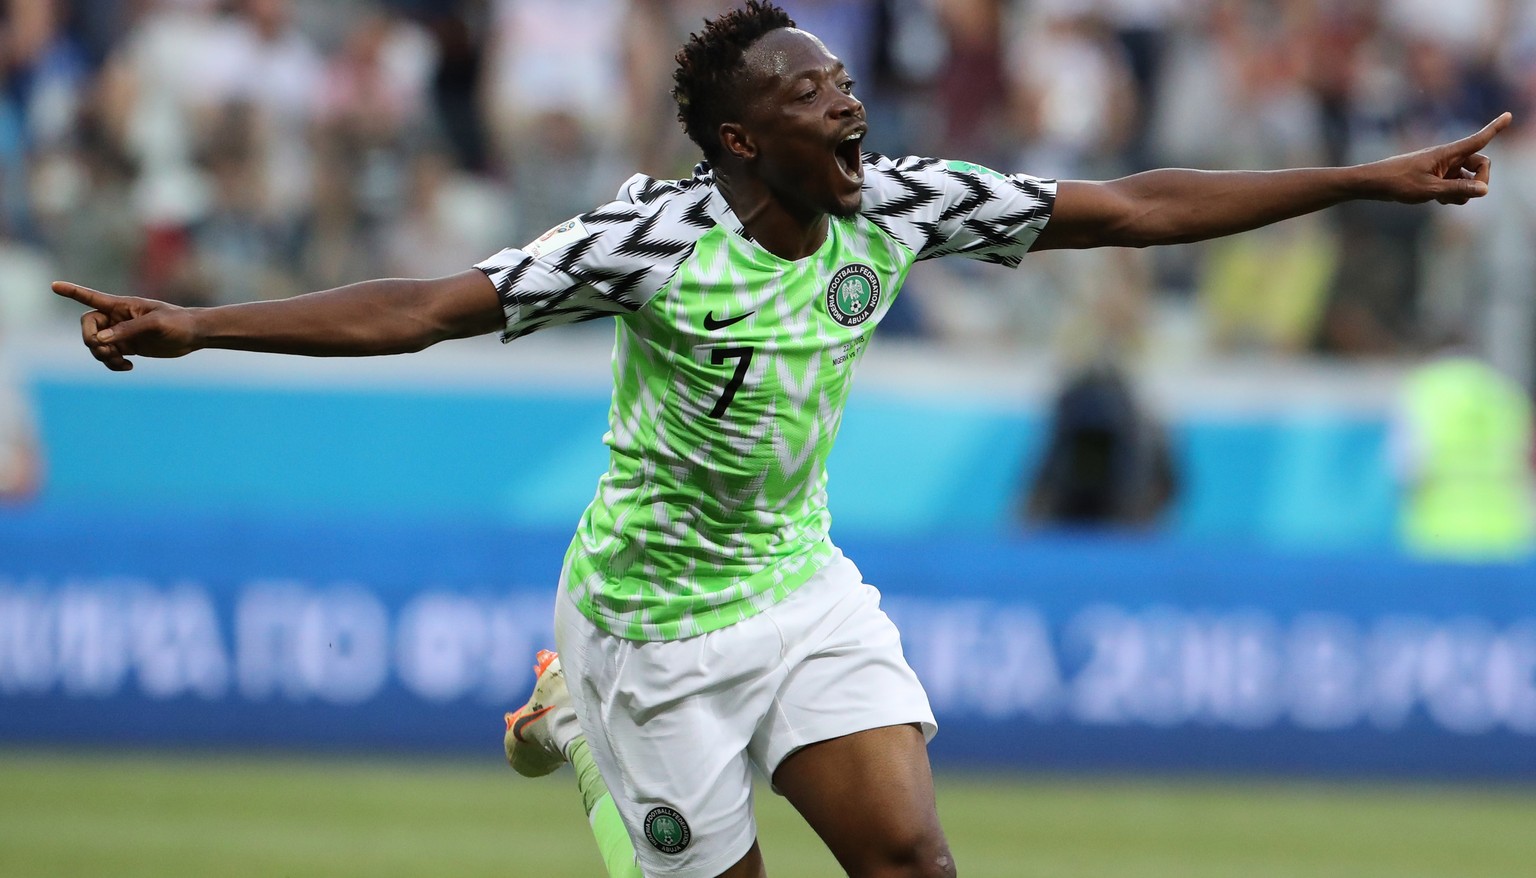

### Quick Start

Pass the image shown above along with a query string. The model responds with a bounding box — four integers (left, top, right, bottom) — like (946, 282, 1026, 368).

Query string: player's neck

(717, 172, 829, 261)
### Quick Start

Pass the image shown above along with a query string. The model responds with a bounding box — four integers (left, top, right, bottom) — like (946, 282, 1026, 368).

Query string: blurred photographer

(1023, 358, 1177, 528)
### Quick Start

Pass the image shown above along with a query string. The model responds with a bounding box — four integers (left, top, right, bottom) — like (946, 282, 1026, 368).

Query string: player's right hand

(52, 282, 202, 372)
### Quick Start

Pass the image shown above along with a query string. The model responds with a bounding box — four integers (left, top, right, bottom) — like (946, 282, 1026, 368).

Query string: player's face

(736, 29, 867, 219)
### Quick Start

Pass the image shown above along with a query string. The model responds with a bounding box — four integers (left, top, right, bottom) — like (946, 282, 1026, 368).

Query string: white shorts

(554, 551, 937, 878)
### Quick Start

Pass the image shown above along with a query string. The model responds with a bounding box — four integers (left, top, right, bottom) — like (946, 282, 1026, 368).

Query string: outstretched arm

(1032, 113, 1511, 252)
(53, 270, 504, 372)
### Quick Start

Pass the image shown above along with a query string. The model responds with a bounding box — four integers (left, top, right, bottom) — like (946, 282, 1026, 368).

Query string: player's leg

(746, 553, 950, 878)
(504, 650, 643, 878)
(572, 738, 650, 877)
(773, 725, 954, 878)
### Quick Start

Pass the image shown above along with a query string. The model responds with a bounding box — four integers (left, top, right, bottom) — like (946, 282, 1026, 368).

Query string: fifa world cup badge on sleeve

(525, 217, 591, 259)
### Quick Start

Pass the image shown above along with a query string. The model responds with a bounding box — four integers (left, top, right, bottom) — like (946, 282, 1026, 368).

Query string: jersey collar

(695, 161, 748, 240)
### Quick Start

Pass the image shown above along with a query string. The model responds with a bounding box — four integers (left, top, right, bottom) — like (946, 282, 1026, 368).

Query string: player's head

(673, 1, 868, 218)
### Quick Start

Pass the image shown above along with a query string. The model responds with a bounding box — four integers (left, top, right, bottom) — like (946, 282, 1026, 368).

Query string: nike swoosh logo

(703, 311, 755, 331)
(511, 705, 556, 743)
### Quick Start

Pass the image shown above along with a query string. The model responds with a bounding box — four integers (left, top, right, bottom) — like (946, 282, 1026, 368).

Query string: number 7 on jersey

(708, 346, 754, 418)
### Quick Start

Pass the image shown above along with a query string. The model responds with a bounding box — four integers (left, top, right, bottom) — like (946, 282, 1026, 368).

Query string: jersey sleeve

(475, 187, 705, 341)
(859, 154, 1057, 267)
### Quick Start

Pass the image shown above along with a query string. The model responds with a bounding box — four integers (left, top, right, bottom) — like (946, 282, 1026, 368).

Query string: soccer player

(56, 3, 1507, 876)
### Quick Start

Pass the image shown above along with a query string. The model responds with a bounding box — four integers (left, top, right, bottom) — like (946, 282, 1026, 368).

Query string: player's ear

(720, 123, 756, 161)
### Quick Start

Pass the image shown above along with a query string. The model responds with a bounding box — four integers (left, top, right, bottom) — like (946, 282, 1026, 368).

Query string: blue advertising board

(26, 372, 1401, 549)
(3, 509, 1533, 779)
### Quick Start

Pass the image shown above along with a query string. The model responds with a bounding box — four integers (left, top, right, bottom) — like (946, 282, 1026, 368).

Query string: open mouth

(834, 130, 865, 182)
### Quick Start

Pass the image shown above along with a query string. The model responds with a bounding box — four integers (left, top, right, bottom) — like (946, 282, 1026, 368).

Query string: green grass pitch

(3, 748, 1535, 877)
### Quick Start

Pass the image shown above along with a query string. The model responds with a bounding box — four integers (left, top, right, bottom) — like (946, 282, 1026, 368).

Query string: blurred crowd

(0, 0, 1535, 389)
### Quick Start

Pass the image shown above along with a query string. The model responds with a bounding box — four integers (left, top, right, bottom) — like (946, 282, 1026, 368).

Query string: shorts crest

(643, 806, 691, 854)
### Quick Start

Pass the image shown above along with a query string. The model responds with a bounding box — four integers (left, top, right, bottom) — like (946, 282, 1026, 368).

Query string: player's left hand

(1371, 112, 1511, 205)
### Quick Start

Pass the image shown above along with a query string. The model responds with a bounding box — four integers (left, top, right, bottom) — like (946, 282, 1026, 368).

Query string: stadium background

(2, 0, 1536, 876)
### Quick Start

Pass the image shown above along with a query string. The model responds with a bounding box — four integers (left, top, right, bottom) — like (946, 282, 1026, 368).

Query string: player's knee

(853, 829, 957, 878)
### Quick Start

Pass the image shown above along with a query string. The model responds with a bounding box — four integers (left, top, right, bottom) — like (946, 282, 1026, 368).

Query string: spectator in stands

(484, 0, 628, 241)
(1097, 0, 1178, 171)
(621, 0, 738, 178)
(199, 0, 325, 231)
(292, 132, 377, 293)
(97, 0, 221, 298)
(316, 8, 437, 153)
(932, 0, 1010, 167)
(0, 0, 1524, 366)
(1008, 0, 1137, 181)
(33, 112, 143, 305)
(192, 103, 293, 305)
(0, 0, 89, 241)
(415, 3, 490, 174)
(381, 146, 514, 281)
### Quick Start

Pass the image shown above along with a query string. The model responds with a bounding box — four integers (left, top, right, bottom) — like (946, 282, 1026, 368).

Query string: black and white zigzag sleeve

(859, 154, 1057, 268)
(475, 180, 711, 341)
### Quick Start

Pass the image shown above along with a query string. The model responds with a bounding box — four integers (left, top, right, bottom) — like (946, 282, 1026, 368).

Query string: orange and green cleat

(504, 649, 581, 777)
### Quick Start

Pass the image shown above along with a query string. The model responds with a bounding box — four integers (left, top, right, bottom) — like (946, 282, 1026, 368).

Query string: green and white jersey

(476, 154, 1055, 640)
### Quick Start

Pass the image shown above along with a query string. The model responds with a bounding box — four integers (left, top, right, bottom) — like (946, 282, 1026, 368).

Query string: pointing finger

(1450, 112, 1513, 155)
(52, 281, 122, 312)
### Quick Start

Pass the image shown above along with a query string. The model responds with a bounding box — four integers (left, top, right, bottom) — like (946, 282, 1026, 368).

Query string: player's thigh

(717, 841, 766, 878)
(749, 561, 937, 774)
(773, 723, 955, 878)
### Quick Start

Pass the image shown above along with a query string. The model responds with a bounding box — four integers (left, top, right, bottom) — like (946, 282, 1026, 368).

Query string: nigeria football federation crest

(643, 806, 692, 854)
(826, 263, 881, 327)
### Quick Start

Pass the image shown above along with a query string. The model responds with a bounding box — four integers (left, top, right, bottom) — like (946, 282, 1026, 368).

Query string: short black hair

(672, 1, 796, 161)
